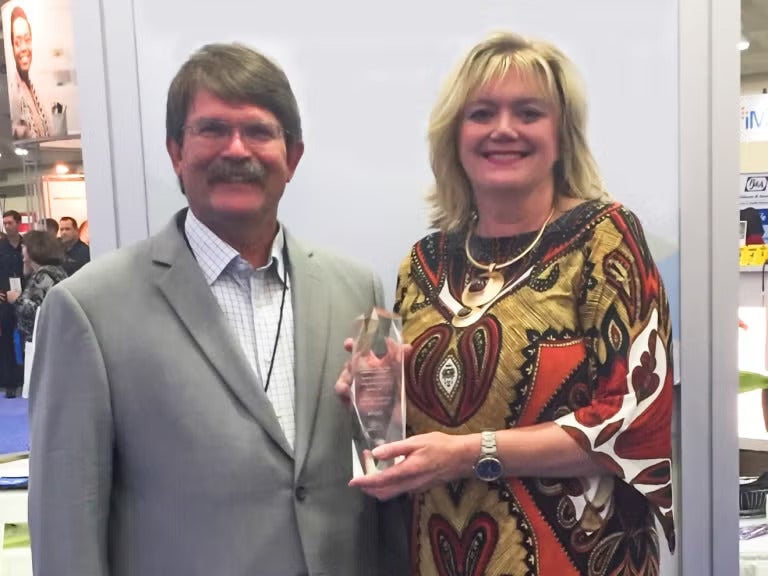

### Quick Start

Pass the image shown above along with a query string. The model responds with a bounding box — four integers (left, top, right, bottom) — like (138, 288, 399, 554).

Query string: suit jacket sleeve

(28, 285, 113, 576)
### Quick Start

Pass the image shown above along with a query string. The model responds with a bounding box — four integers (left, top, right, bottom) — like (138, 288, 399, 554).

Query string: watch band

(474, 430, 503, 482)
(480, 430, 497, 456)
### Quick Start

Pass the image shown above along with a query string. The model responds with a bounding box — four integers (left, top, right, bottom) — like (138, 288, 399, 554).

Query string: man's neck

(17, 68, 29, 86)
(196, 212, 278, 269)
(63, 238, 77, 250)
(7, 234, 21, 248)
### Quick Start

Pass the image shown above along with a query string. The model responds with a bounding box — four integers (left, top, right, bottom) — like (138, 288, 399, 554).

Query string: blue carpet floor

(0, 397, 29, 455)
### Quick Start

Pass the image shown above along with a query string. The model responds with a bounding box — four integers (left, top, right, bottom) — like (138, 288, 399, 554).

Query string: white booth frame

(71, 0, 741, 573)
(678, 0, 740, 574)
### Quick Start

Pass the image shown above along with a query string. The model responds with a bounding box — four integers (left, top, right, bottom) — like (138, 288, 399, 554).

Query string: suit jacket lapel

(287, 232, 331, 478)
(151, 211, 293, 458)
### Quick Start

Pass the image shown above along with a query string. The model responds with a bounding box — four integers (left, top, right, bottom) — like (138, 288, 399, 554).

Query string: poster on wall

(1, 0, 79, 141)
(739, 172, 768, 266)
(742, 94, 768, 143)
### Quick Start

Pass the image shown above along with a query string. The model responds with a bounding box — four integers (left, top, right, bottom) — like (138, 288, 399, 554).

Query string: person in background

(59, 216, 90, 274)
(44, 218, 59, 238)
(78, 219, 89, 245)
(0, 210, 23, 398)
(8, 6, 49, 140)
(338, 31, 674, 575)
(28, 42, 405, 576)
(6, 230, 67, 342)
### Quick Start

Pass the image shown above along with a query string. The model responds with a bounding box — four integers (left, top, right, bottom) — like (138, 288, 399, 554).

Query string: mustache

(206, 159, 266, 184)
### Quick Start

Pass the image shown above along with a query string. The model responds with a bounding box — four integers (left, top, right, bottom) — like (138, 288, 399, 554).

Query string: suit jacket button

(295, 486, 307, 501)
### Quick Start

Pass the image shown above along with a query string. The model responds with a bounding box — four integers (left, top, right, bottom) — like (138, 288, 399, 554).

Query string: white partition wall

(97, 1, 682, 310)
(70, 0, 740, 573)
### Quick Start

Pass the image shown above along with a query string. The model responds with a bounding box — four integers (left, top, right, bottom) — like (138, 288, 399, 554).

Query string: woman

(9, 6, 50, 140)
(7, 230, 67, 342)
(339, 32, 674, 575)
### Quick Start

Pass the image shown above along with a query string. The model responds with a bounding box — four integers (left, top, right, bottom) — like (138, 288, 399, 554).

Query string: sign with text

(740, 173, 768, 251)
(742, 94, 768, 143)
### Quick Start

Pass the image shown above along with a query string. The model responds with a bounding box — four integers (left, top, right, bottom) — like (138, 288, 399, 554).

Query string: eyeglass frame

(182, 117, 290, 148)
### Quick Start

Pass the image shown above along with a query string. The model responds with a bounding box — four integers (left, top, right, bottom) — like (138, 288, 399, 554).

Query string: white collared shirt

(185, 210, 296, 449)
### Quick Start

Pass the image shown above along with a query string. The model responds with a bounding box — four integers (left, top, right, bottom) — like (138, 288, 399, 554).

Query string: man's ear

(285, 141, 304, 182)
(166, 137, 183, 177)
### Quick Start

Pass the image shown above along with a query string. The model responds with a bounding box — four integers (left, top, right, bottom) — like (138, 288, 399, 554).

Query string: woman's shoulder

(401, 229, 463, 274)
(409, 229, 461, 252)
(583, 201, 651, 242)
(33, 265, 68, 284)
(554, 199, 647, 237)
(564, 201, 658, 270)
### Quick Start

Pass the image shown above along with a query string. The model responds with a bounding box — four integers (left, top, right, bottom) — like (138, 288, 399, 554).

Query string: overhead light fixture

(740, 34, 751, 51)
(54, 163, 69, 175)
(13, 147, 28, 156)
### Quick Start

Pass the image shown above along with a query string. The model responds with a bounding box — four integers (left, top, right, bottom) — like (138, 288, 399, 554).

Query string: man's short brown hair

(166, 43, 302, 148)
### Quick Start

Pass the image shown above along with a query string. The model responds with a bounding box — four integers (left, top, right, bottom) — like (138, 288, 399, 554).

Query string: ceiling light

(739, 35, 751, 51)
(13, 147, 28, 156)
(54, 163, 69, 175)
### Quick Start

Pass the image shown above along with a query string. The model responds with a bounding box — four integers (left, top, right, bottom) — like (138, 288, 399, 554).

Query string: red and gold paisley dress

(395, 201, 674, 576)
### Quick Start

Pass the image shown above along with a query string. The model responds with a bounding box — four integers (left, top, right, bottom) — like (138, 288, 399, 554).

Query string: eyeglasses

(183, 119, 286, 147)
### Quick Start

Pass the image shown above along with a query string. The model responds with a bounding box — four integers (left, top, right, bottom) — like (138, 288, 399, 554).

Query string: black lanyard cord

(263, 267, 289, 395)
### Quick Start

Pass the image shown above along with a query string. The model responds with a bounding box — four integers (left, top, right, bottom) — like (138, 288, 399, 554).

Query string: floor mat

(0, 398, 28, 456)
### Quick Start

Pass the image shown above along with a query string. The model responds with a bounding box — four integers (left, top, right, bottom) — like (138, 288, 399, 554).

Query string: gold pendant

(461, 269, 504, 308)
(452, 305, 482, 328)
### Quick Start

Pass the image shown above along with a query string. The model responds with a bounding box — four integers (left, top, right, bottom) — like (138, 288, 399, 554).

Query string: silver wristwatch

(473, 430, 504, 482)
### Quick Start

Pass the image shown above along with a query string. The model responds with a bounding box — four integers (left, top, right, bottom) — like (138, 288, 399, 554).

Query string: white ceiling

(744, 0, 768, 77)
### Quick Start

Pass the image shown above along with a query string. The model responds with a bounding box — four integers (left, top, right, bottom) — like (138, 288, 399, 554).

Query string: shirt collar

(184, 209, 287, 287)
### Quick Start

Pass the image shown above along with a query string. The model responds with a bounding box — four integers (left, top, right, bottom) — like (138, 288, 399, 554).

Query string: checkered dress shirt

(185, 210, 296, 449)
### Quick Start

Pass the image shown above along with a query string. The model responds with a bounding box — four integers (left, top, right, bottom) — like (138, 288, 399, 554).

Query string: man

(29, 43, 405, 576)
(8, 6, 49, 139)
(0, 210, 23, 279)
(44, 218, 58, 237)
(0, 210, 23, 397)
(59, 216, 90, 274)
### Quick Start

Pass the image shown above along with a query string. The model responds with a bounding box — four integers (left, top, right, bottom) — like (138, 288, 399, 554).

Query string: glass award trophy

(350, 308, 405, 476)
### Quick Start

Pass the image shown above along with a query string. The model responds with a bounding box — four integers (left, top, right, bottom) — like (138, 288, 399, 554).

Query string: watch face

(475, 457, 503, 481)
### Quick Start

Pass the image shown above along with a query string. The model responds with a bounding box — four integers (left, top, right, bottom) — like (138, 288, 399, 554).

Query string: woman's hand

(6, 290, 21, 304)
(348, 432, 479, 501)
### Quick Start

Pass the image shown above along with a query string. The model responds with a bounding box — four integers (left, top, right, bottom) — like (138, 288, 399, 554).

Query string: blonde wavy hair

(427, 32, 610, 232)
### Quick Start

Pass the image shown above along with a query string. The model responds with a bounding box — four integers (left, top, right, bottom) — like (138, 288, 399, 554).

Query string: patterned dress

(394, 201, 674, 576)
(11, 71, 50, 140)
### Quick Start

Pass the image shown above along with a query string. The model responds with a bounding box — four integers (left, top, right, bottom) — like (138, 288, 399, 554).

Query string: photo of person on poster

(8, 5, 50, 139)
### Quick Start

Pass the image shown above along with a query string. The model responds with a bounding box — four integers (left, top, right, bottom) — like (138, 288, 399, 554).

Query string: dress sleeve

(553, 206, 674, 546)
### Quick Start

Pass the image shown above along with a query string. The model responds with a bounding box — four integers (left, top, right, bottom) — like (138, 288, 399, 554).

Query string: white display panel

(130, 0, 679, 320)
